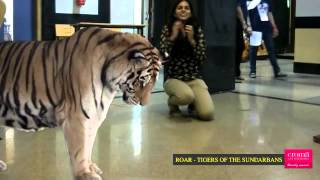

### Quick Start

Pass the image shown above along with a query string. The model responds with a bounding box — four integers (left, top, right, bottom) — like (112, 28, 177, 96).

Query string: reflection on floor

(235, 59, 320, 105)
(0, 59, 319, 180)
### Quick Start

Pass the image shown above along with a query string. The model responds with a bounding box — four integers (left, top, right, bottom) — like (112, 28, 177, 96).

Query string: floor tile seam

(232, 91, 320, 106)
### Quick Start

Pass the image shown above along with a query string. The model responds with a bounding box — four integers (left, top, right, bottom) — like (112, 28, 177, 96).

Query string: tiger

(0, 27, 162, 180)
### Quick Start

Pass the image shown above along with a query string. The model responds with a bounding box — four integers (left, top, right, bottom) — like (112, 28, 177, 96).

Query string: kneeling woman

(160, 0, 214, 120)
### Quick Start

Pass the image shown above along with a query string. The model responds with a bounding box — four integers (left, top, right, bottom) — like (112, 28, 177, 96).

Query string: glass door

(110, 0, 146, 36)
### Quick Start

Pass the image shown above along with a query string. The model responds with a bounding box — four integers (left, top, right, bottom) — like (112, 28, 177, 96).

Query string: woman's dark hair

(167, 0, 199, 35)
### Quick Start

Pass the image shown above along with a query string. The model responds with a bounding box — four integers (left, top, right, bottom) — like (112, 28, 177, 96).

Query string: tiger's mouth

(121, 72, 158, 106)
(123, 93, 140, 105)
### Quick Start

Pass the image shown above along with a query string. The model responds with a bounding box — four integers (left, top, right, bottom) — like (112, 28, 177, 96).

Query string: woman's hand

(185, 25, 196, 47)
(169, 21, 184, 41)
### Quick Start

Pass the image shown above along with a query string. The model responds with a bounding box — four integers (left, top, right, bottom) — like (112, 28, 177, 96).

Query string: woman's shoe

(187, 103, 196, 115)
(168, 103, 181, 116)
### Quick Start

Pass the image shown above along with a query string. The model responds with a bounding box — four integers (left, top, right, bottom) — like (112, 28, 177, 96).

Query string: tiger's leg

(0, 127, 5, 171)
(0, 160, 7, 171)
(0, 129, 6, 171)
(62, 116, 102, 180)
(0, 129, 5, 171)
(0, 107, 27, 172)
(0, 107, 8, 171)
(87, 131, 103, 175)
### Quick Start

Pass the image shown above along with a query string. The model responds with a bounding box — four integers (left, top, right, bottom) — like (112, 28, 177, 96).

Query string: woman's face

(174, 1, 192, 21)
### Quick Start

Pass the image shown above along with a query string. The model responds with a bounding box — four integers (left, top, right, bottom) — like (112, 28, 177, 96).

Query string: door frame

(38, 0, 110, 40)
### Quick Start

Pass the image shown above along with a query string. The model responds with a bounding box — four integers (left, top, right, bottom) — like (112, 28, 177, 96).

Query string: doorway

(272, 0, 295, 56)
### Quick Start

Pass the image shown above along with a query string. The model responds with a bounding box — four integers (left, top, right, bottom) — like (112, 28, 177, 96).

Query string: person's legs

(249, 45, 258, 78)
(164, 79, 195, 114)
(235, 22, 244, 80)
(188, 79, 214, 121)
(263, 32, 280, 75)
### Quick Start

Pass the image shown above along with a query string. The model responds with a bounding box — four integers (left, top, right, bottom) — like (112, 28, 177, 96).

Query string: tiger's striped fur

(0, 27, 161, 179)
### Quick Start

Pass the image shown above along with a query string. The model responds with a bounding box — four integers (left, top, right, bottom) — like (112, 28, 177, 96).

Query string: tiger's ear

(128, 50, 145, 60)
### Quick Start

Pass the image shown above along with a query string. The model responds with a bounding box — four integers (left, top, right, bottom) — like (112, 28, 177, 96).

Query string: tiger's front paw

(89, 163, 103, 175)
(75, 172, 102, 180)
(0, 160, 7, 171)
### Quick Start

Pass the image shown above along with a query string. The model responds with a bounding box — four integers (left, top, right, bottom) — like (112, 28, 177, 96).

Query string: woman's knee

(195, 101, 215, 121)
(197, 109, 215, 121)
(165, 79, 195, 105)
(179, 93, 195, 104)
(169, 92, 195, 105)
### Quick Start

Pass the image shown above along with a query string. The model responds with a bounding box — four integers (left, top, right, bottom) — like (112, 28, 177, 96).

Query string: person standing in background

(241, 0, 287, 78)
(235, 1, 252, 83)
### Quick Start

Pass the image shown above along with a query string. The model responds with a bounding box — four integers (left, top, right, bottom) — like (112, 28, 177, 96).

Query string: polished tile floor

(235, 59, 320, 105)
(0, 59, 320, 180)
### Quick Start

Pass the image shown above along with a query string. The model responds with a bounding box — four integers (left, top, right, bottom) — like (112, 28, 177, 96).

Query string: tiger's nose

(123, 94, 128, 101)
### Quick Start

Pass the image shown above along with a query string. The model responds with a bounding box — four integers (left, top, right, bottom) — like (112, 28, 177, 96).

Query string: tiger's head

(99, 30, 162, 105)
(119, 47, 161, 106)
